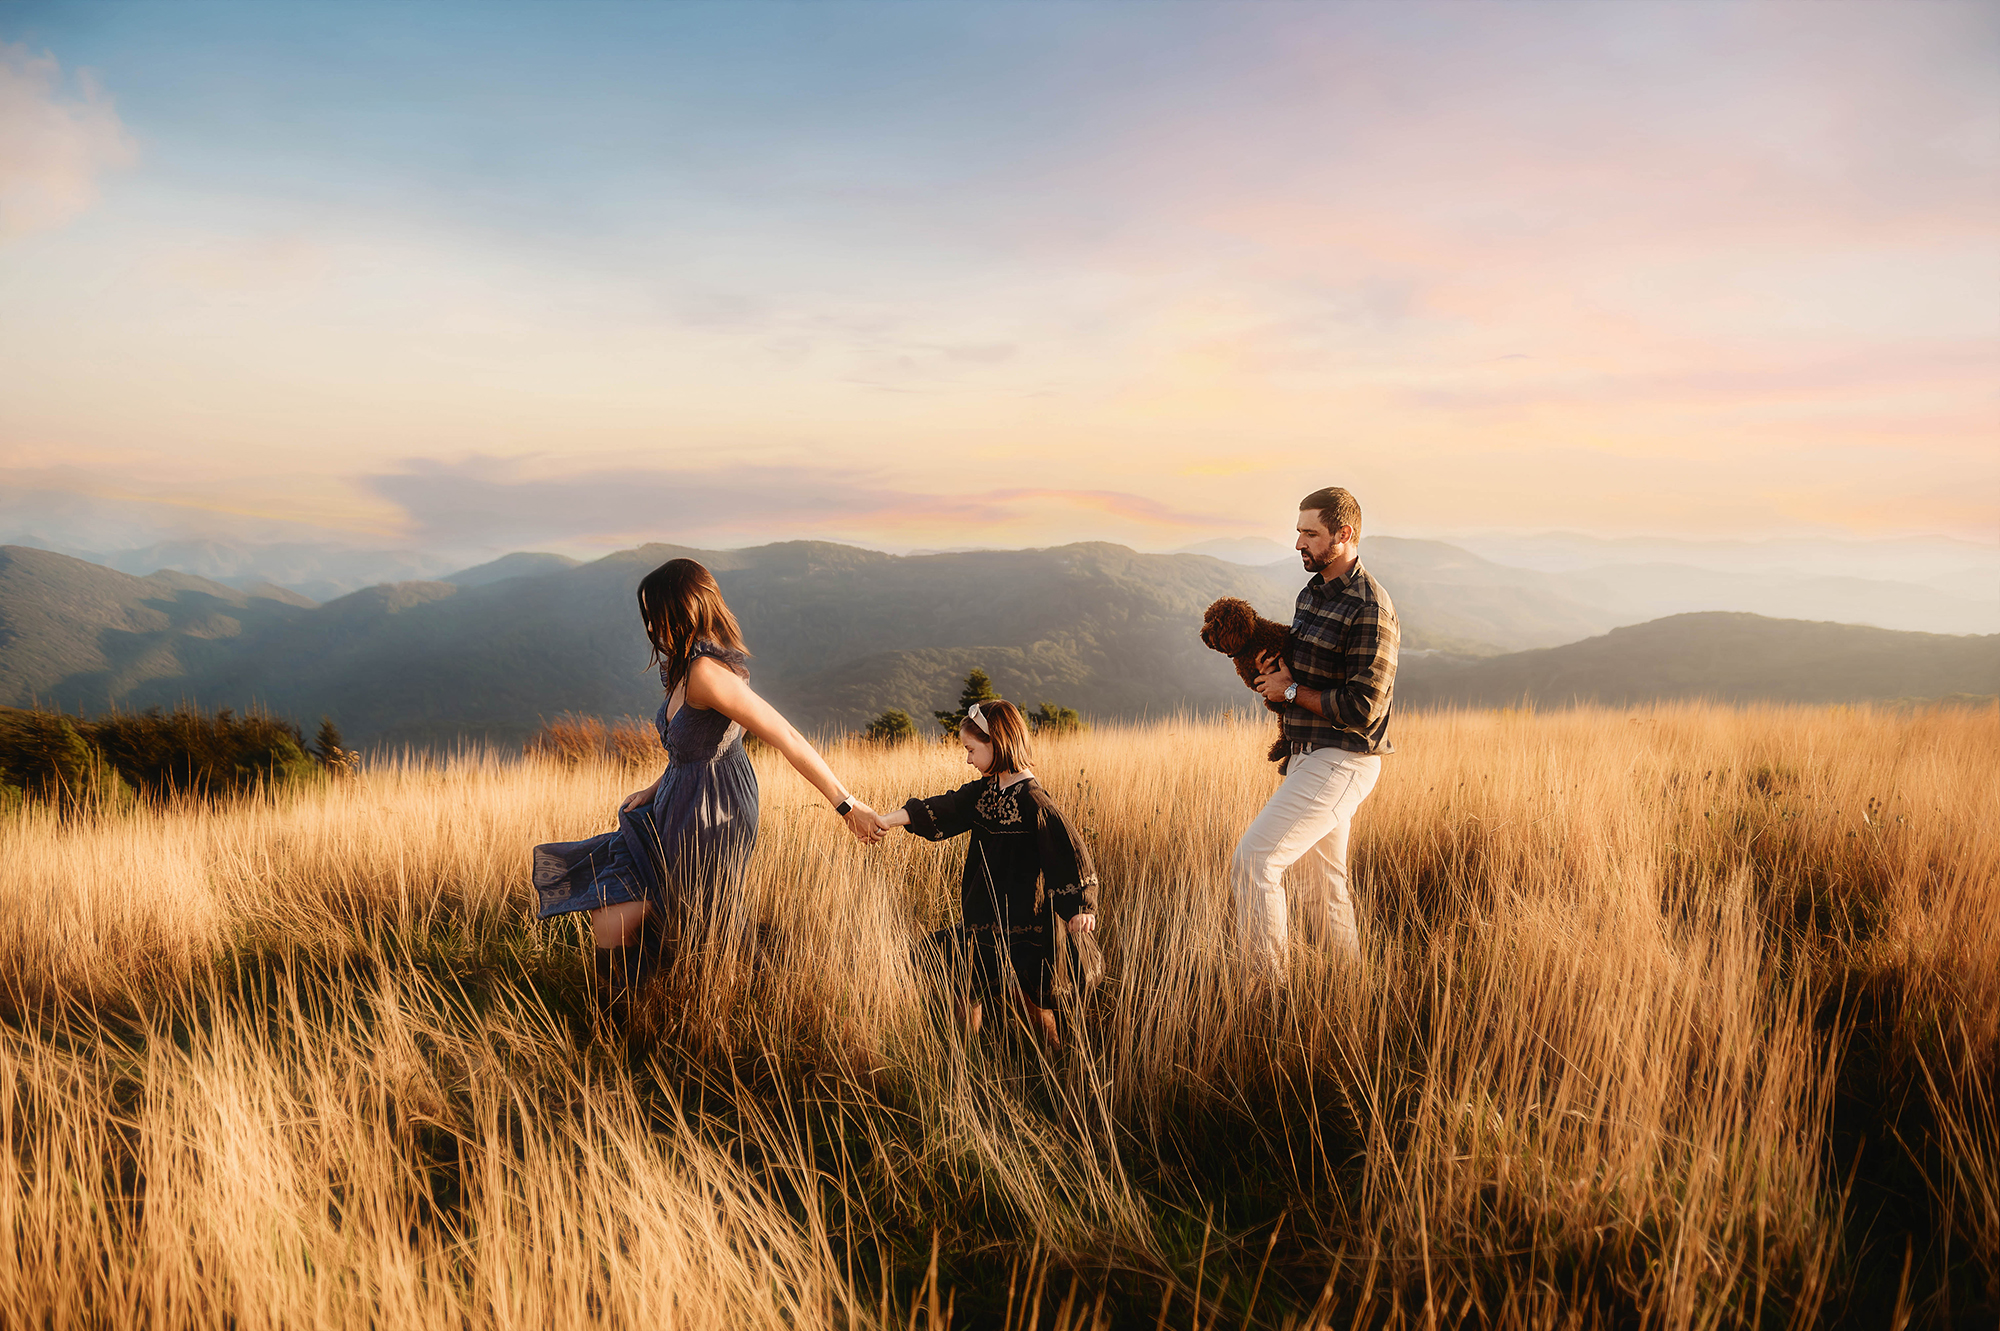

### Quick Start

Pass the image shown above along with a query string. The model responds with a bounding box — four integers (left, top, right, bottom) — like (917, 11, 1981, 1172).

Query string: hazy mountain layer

(1, 536, 463, 603)
(7, 543, 1992, 749)
(1451, 532, 2000, 635)
(1398, 612, 2000, 710)
(0, 547, 312, 710)
(2, 542, 1311, 745)
(1325, 538, 1621, 651)
(16, 526, 1995, 637)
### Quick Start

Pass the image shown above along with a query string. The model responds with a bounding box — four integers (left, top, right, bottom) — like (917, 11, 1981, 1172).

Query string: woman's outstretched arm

(685, 656, 880, 841)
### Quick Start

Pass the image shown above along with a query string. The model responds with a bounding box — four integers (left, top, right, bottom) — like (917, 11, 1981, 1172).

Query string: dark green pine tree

(313, 716, 347, 765)
(934, 668, 998, 736)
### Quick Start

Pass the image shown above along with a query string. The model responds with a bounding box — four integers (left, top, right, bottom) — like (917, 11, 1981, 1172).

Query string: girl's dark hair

(636, 559, 749, 695)
(962, 699, 1032, 775)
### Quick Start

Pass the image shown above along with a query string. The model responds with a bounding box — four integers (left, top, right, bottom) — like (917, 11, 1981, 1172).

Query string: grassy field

(0, 704, 1993, 1328)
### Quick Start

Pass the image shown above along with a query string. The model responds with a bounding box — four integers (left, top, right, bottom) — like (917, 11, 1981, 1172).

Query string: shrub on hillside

(861, 709, 918, 744)
(1040, 699, 1088, 731)
(1028, 702, 1086, 735)
(0, 708, 132, 814)
(87, 705, 319, 798)
(1, 704, 315, 809)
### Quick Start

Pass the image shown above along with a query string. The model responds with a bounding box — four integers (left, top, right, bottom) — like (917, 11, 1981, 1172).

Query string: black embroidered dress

(902, 776, 1101, 1007)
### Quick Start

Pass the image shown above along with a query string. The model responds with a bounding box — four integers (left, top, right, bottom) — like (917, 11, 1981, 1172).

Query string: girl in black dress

(873, 699, 1101, 1046)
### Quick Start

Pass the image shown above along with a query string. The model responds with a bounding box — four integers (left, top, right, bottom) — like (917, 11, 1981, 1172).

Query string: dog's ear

(1225, 602, 1262, 650)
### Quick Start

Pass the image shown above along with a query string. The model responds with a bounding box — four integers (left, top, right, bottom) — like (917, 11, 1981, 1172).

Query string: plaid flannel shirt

(1281, 560, 1399, 756)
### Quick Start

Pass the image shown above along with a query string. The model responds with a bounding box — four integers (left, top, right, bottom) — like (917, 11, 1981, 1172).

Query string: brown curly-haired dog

(1200, 597, 1292, 762)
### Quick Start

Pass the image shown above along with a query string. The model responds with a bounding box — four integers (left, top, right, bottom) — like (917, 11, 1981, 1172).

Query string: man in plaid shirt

(1234, 486, 1399, 969)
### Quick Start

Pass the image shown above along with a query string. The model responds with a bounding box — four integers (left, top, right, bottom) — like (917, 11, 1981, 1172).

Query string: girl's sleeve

(902, 781, 980, 841)
(1035, 795, 1099, 920)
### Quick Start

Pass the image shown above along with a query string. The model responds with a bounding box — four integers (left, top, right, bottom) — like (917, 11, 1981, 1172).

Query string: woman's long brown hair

(636, 558, 749, 696)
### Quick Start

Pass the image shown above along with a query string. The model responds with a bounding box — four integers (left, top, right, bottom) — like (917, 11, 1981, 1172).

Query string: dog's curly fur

(1199, 597, 1293, 762)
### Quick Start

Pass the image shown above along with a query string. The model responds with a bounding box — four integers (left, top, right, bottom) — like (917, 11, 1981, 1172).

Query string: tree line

(0, 705, 356, 813)
(2, 667, 1078, 812)
(860, 668, 1085, 744)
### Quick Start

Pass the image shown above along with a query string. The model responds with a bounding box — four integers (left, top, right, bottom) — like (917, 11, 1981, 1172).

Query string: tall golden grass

(0, 703, 1993, 1328)
(523, 712, 665, 767)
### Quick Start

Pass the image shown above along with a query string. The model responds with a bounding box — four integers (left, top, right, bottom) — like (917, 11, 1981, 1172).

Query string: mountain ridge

(14, 526, 1993, 636)
(4, 542, 1993, 748)
(1398, 612, 1999, 709)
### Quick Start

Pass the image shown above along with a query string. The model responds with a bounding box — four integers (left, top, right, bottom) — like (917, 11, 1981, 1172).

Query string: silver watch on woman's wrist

(1283, 683, 1298, 703)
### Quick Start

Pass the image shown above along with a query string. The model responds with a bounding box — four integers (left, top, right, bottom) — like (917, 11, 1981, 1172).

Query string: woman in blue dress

(533, 558, 881, 1009)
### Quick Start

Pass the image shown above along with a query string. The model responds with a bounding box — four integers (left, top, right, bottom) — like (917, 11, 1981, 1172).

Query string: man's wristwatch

(1283, 683, 1299, 704)
(834, 797, 854, 816)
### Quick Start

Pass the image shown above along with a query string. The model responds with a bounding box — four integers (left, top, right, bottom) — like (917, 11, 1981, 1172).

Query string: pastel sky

(1, 1, 1995, 559)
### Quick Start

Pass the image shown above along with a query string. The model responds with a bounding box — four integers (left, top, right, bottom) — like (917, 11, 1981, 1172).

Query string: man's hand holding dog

(1251, 651, 1292, 702)
(1253, 652, 1326, 717)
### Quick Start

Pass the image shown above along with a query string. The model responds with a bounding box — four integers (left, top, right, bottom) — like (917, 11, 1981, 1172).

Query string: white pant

(1231, 748, 1382, 968)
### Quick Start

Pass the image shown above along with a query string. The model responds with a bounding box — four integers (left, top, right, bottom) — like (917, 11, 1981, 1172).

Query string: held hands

(842, 801, 891, 845)
(1066, 914, 1096, 935)
(1251, 651, 1294, 703)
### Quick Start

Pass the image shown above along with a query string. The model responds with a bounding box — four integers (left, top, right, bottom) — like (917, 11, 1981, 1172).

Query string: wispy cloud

(0, 43, 135, 241)
(365, 457, 1236, 550)
(0, 466, 408, 551)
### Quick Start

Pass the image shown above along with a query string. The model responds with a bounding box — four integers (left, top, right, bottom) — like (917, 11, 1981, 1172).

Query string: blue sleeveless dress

(532, 641, 761, 920)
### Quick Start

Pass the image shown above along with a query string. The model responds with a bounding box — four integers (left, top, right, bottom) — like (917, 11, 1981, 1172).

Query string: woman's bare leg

(955, 996, 984, 1038)
(587, 902, 657, 1019)
(591, 901, 651, 949)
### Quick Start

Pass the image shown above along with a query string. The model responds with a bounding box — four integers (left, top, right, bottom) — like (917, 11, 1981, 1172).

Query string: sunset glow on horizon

(1, 2, 1995, 562)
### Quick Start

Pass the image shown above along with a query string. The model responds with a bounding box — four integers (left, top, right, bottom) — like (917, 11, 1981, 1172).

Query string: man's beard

(1301, 548, 1329, 572)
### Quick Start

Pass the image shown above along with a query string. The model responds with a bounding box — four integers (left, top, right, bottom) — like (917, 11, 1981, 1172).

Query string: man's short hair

(1300, 487, 1362, 538)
